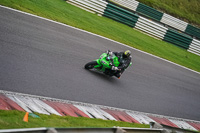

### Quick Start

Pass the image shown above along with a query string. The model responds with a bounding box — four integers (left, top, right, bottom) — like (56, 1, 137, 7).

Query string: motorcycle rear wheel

(84, 61, 98, 70)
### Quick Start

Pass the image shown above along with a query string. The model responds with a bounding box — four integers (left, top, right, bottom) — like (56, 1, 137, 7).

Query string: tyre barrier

(111, 0, 200, 39)
(67, 0, 200, 56)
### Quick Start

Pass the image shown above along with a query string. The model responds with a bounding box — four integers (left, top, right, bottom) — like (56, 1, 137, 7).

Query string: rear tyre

(84, 61, 98, 70)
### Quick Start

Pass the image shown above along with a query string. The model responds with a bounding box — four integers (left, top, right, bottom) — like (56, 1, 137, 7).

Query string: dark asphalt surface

(0, 7, 200, 121)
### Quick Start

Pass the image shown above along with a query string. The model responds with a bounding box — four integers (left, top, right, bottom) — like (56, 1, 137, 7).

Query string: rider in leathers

(107, 50, 132, 78)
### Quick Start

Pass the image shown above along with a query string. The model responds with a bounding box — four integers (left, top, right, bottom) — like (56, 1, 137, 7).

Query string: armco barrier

(136, 3, 163, 22)
(67, 0, 108, 15)
(163, 28, 193, 49)
(185, 24, 200, 39)
(135, 16, 168, 40)
(188, 39, 200, 56)
(161, 13, 188, 32)
(112, 0, 139, 11)
(0, 127, 164, 133)
(103, 3, 139, 28)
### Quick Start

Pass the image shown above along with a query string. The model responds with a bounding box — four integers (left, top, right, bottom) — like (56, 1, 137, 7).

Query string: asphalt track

(0, 7, 200, 121)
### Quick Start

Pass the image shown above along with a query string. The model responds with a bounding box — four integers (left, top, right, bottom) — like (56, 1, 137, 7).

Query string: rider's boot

(114, 72, 121, 79)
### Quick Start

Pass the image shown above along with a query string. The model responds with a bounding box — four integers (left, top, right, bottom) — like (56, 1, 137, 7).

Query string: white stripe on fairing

(0, 5, 199, 75)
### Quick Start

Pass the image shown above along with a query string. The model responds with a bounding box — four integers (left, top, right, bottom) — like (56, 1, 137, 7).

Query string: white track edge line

(1, 90, 200, 123)
(0, 5, 199, 75)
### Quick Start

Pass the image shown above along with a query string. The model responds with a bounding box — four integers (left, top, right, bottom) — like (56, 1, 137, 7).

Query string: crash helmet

(123, 50, 131, 58)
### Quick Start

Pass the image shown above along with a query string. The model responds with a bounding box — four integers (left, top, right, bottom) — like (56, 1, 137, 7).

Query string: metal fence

(0, 127, 163, 133)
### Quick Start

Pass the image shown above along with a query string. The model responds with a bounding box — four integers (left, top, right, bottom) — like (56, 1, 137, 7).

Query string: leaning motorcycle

(84, 52, 121, 78)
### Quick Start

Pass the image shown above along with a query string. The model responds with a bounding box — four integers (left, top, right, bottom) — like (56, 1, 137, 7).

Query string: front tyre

(84, 61, 98, 70)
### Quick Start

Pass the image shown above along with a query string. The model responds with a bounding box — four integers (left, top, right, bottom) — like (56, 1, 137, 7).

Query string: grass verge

(0, 0, 200, 72)
(0, 110, 149, 129)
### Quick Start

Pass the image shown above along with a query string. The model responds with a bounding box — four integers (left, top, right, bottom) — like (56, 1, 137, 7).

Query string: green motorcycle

(84, 52, 121, 78)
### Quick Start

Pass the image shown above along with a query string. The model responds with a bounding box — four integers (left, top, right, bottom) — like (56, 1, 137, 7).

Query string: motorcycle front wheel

(84, 61, 98, 70)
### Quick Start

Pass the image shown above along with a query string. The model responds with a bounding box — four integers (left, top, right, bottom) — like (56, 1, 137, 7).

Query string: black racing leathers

(113, 52, 132, 77)
(113, 52, 131, 69)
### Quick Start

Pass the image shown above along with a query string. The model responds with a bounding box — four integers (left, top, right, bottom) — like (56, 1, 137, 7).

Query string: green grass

(0, 0, 200, 72)
(0, 110, 149, 129)
(135, 0, 200, 27)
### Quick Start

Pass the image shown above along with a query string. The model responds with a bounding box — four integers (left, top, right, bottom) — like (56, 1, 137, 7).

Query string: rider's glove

(112, 66, 119, 70)
(106, 50, 111, 54)
(106, 50, 113, 55)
